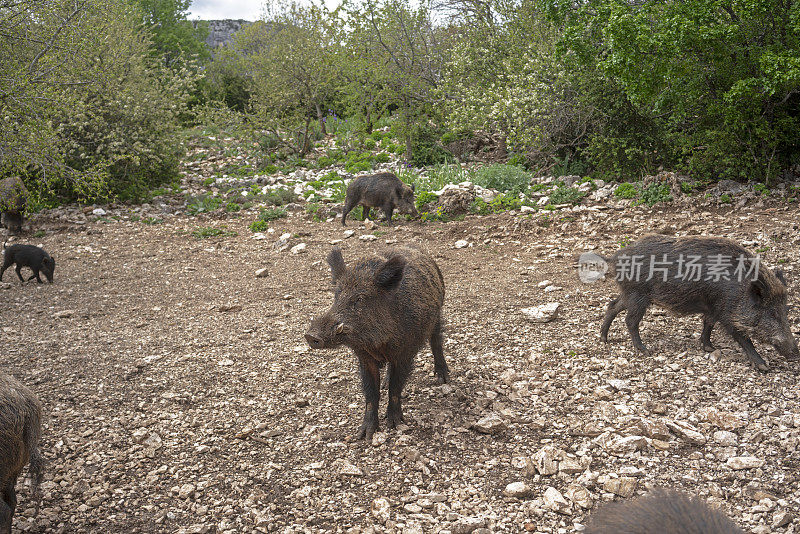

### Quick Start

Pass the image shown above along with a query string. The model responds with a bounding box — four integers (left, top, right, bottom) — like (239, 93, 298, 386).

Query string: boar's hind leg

(430, 319, 449, 384)
(724, 324, 769, 372)
(382, 204, 394, 225)
(700, 316, 716, 352)
(623, 295, 650, 355)
(356, 353, 381, 440)
(387, 358, 413, 429)
(0, 481, 15, 534)
(600, 297, 625, 343)
(341, 197, 356, 226)
(14, 265, 24, 283)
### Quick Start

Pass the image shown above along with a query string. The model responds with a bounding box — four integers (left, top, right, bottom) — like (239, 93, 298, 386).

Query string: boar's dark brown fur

(305, 247, 448, 440)
(601, 234, 799, 371)
(341, 172, 418, 226)
(0, 373, 43, 534)
(585, 489, 744, 534)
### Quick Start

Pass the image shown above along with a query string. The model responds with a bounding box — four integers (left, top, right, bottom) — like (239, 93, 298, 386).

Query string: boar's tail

(28, 446, 44, 513)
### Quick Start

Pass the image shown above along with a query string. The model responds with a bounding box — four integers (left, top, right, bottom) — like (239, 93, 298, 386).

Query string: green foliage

(344, 152, 374, 173)
(472, 165, 531, 193)
(264, 188, 298, 206)
(192, 226, 236, 238)
(469, 198, 491, 215)
(613, 183, 638, 199)
(257, 207, 288, 221)
(754, 183, 770, 196)
(187, 194, 223, 214)
(415, 191, 439, 210)
(249, 220, 269, 232)
(489, 193, 523, 212)
(549, 187, 585, 205)
(131, 0, 209, 66)
(32, 230, 47, 238)
(225, 201, 242, 212)
(637, 183, 673, 206)
(720, 194, 732, 204)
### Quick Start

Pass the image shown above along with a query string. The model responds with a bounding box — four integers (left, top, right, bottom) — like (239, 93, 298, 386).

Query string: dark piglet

(585, 489, 744, 534)
(0, 244, 55, 284)
(0, 177, 28, 234)
(0, 373, 43, 534)
(305, 247, 449, 440)
(601, 234, 799, 371)
(342, 172, 418, 226)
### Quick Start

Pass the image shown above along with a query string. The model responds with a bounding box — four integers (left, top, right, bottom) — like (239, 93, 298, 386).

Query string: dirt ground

(3, 200, 800, 533)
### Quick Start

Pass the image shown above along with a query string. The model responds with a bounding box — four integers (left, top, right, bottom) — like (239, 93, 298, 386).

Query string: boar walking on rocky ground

(600, 234, 799, 371)
(0, 373, 43, 534)
(305, 247, 448, 440)
(1, 244, 55, 284)
(585, 489, 744, 534)
(341, 172, 418, 226)
(0, 177, 28, 234)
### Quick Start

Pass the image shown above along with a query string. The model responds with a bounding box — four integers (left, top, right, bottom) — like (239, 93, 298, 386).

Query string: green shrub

(613, 183, 638, 199)
(264, 188, 298, 206)
(754, 183, 770, 196)
(202, 177, 215, 187)
(469, 198, 491, 215)
(489, 192, 523, 212)
(261, 164, 279, 174)
(374, 153, 390, 164)
(473, 165, 531, 193)
(415, 191, 439, 210)
(249, 220, 269, 232)
(638, 182, 672, 206)
(345, 152, 374, 173)
(257, 207, 287, 221)
(720, 193, 731, 204)
(192, 226, 236, 238)
(363, 138, 377, 150)
(549, 186, 585, 205)
(225, 201, 242, 212)
(186, 194, 223, 215)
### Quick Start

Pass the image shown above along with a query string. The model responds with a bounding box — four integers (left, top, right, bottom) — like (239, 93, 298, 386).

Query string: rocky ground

(3, 147, 800, 533)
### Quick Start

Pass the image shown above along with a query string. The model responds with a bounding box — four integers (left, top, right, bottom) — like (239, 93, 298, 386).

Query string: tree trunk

(300, 115, 312, 156)
(315, 102, 327, 135)
(403, 100, 413, 163)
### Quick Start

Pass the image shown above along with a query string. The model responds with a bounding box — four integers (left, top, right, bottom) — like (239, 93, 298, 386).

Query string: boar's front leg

(724, 324, 769, 372)
(700, 315, 716, 352)
(356, 352, 381, 440)
(624, 294, 651, 355)
(386, 358, 412, 429)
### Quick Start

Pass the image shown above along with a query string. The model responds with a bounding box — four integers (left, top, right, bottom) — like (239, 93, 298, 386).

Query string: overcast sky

(188, 0, 266, 21)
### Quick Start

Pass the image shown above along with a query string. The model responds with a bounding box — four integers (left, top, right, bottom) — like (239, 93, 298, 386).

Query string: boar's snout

(774, 334, 800, 361)
(305, 332, 325, 349)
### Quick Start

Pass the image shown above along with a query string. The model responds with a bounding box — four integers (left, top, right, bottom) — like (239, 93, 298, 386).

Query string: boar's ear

(775, 268, 788, 287)
(327, 248, 346, 282)
(375, 254, 407, 289)
(750, 278, 769, 301)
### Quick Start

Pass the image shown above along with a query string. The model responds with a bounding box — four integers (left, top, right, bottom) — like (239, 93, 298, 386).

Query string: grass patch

(613, 183, 637, 199)
(472, 164, 531, 193)
(549, 186, 585, 205)
(192, 226, 236, 239)
(186, 194, 223, 215)
(143, 217, 163, 225)
(637, 182, 672, 206)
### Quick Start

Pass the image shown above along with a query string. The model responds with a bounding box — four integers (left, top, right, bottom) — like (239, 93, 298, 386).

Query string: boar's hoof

(386, 410, 405, 430)
(755, 362, 770, 373)
(435, 370, 450, 385)
(701, 342, 716, 353)
(354, 421, 378, 441)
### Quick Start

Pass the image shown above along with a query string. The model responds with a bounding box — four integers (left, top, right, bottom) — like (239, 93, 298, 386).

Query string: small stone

(92, 208, 106, 216)
(455, 240, 469, 249)
(404, 503, 423, 513)
(533, 446, 560, 475)
(503, 482, 533, 499)
(537, 280, 552, 288)
(371, 432, 387, 446)
(371, 497, 391, 524)
(255, 268, 269, 278)
(217, 304, 242, 312)
(472, 413, 506, 434)
(606, 435, 647, 456)
(565, 484, 593, 509)
(521, 303, 560, 323)
(772, 511, 793, 528)
(54, 310, 75, 319)
(665, 420, 706, 445)
(558, 457, 584, 475)
(333, 458, 363, 476)
(603, 477, 637, 498)
(359, 234, 378, 241)
(343, 230, 355, 238)
(713, 430, 738, 446)
(452, 517, 486, 534)
(290, 243, 307, 254)
(726, 456, 764, 470)
(177, 483, 195, 499)
(543, 487, 571, 514)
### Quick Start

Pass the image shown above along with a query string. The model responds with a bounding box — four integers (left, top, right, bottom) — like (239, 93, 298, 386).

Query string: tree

(130, 0, 209, 66)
